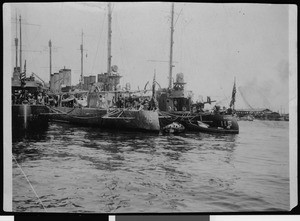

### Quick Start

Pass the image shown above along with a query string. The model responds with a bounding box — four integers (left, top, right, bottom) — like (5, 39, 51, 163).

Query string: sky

(6, 2, 292, 113)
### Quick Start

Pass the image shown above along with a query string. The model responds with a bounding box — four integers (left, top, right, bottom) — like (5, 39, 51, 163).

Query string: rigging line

(24, 31, 39, 73)
(179, 13, 184, 72)
(22, 32, 33, 72)
(23, 25, 31, 50)
(115, 13, 126, 73)
(57, 2, 64, 39)
(159, 18, 170, 74)
(91, 10, 106, 74)
(115, 14, 124, 70)
(238, 87, 253, 109)
(12, 154, 48, 212)
(111, 2, 115, 13)
(174, 7, 183, 27)
(99, 7, 108, 73)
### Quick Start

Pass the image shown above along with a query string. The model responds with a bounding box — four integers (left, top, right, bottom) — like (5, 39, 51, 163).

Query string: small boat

(162, 122, 185, 134)
(159, 111, 239, 134)
(184, 116, 239, 134)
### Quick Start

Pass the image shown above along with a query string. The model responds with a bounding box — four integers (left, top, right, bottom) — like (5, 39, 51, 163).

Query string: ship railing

(102, 109, 135, 120)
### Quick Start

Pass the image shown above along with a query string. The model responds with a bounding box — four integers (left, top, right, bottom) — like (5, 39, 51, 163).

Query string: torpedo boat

(156, 3, 239, 134)
(47, 3, 160, 133)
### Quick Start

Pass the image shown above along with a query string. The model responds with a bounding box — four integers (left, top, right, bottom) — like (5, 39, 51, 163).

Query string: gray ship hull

(48, 106, 160, 132)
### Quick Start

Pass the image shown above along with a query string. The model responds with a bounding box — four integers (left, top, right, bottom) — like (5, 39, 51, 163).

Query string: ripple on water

(12, 121, 290, 212)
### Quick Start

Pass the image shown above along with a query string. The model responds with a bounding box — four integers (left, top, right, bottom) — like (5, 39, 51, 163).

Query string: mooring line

(12, 154, 48, 212)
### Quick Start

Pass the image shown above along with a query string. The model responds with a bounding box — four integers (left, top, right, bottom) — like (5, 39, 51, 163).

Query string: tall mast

(107, 2, 112, 74)
(168, 2, 175, 89)
(80, 30, 83, 87)
(19, 15, 22, 73)
(233, 77, 236, 110)
(49, 40, 52, 84)
(15, 12, 18, 69)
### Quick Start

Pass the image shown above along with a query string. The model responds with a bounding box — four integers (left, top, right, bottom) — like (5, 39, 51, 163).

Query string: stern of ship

(12, 104, 49, 131)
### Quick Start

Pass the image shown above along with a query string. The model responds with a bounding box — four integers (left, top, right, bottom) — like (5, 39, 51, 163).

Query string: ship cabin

(86, 67, 122, 108)
(157, 73, 193, 112)
(12, 73, 44, 105)
(96, 72, 122, 91)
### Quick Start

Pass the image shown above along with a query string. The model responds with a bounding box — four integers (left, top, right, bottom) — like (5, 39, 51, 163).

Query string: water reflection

(12, 121, 289, 212)
(12, 125, 48, 143)
(12, 141, 45, 164)
(12, 125, 49, 163)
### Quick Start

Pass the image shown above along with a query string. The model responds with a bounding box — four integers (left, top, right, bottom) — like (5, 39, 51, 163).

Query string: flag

(152, 71, 156, 99)
(229, 78, 236, 108)
(150, 71, 158, 109)
(143, 81, 149, 93)
(24, 60, 26, 73)
(20, 60, 26, 87)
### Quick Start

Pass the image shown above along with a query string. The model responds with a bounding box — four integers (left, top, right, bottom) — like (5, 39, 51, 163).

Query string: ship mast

(233, 77, 236, 110)
(19, 15, 22, 73)
(168, 2, 175, 89)
(107, 2, 112, 74)
(80, 30, 84, 88)
(15, 12, 18, 69)
(49, 39, 52, 86)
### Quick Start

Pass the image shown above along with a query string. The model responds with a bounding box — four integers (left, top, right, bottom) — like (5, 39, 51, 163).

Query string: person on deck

(102, 95, 108, 109)
(149, 98, 157, 111)
(98, 95, 104, 108)
(133, 98, 139, 110)
(43, 93, 49, 105)
(37, 93, 43, 104)
(128, 95, 133, 105)
(213, 105, 221, 114)
(173, 100, 178, 111)
(28, 94, 36, 105)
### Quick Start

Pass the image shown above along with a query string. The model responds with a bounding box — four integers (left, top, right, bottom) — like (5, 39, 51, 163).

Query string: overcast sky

(6, 2, 292, 112)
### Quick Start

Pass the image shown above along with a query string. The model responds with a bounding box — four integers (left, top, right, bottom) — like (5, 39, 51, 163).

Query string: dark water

(12, 120, 289, 213)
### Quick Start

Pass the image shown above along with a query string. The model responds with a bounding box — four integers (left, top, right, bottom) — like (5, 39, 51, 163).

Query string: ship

(156, 3, 239, 134)
(47, 3, 160, 132)
(47, 87, 160, 132)
(157, 74, 239, 134)
(11, 14, 49, 131)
